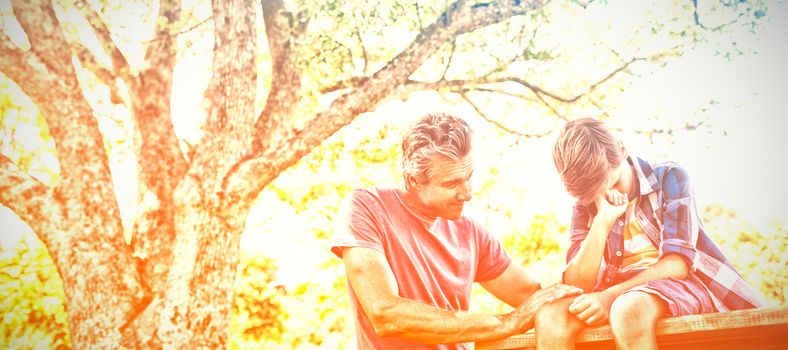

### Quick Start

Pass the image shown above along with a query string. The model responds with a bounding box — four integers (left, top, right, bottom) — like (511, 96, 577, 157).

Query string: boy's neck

(624, 163, 639, 200)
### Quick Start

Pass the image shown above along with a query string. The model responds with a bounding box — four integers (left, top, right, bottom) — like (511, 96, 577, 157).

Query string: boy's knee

(610, 292, 664, 322)
(610, 293, 642, 325)
(610, 292, 663, 327)
(610, 292, 662, 345)
(535, 300, 579, 349)
(535, 299, 581, 338)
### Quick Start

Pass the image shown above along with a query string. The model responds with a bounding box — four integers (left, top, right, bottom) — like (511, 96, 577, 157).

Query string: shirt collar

(629, 155, 661, 196)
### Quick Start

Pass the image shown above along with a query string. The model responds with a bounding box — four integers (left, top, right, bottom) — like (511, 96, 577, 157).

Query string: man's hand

(504, 284, 583, 333)
(594, 189, 628, 224)
(567, 290, 617, 326)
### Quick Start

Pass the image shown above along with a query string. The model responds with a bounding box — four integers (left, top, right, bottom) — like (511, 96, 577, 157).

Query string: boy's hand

(567, 290, 617, 326)
(594, 189, 628, 224)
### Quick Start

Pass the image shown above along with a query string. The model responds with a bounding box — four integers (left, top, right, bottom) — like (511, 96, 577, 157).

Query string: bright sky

(616, 2, 788, 229)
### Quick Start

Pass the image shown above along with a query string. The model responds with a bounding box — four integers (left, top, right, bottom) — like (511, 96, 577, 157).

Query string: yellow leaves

(0, 239, 70, 349)
(501, 212, 565, 266)
(703, 205, 787, 305)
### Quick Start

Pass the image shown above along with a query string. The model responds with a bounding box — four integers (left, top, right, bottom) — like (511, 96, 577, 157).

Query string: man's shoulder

(346, 187, 394, 203)
(343, 187, 401, 214)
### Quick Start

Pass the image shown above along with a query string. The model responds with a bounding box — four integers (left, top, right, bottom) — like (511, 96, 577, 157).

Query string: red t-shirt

(330, 188, 512, 349)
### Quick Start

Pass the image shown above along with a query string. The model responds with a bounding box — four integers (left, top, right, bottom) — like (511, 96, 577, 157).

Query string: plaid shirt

(565, 156, 764, 312)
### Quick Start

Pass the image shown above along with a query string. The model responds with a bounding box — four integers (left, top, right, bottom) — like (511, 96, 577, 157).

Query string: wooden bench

(476, 306, 788, 350)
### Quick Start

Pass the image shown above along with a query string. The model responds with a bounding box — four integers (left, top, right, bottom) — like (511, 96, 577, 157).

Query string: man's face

(413, 156, 473, 220)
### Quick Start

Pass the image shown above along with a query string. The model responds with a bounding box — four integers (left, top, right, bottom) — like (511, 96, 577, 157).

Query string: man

(536, 117, 763, 350)
(330, 114, 582, 349)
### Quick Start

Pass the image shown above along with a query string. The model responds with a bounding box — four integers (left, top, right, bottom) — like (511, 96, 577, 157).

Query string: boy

(537, 118, 762, 350)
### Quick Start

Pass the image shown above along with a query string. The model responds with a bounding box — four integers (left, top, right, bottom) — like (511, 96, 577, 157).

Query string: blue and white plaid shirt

(565, 156, 764, 312)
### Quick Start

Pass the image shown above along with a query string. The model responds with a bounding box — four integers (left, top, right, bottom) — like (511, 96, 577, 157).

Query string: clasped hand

(594, 189, 628, 224)
(567, 290, 617, 326)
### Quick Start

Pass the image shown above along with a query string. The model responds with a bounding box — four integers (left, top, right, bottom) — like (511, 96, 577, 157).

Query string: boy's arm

(343, 247, 582, 344)
(567, 253, 689, 325)
(564, 190, 628, 291)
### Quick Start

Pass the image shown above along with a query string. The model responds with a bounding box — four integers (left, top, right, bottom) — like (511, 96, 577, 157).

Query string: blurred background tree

(1, 0, 785, 348)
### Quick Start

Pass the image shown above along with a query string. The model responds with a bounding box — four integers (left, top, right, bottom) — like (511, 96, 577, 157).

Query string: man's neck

(397, 187, 438, 227)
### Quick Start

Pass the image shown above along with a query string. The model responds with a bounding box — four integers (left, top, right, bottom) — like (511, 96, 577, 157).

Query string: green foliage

(0, 239, 70, 349)
(273, 265, 352, 349)
(702, 204, 787, 305)
(294, 0, 440, 88)
(229, 255, 351, 350)
(501, 213, 564, 266)
(230, 252, 286, 346)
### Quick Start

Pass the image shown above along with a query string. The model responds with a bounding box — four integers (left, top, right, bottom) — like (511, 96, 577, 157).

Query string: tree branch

(3, 1, 106, 182)
(72, 42, 114, 83)
(129, 0, 187, 202)
(70, 42, 126, 104)
(459, 92, 550, 138)
(571, 0, 596, 9)
(0, 154, 62, 250)
(74, 0, 134, 84)
(627, 117, 711, 137)
(440, 39, 457, 81)
(223, 0, 549, 204)
(355, 29, 369, 75)
(8, 0, 72, 79)
(692, 0, 747, 31)
(254, 0, 309, 141)
(125, 0, 188, 297)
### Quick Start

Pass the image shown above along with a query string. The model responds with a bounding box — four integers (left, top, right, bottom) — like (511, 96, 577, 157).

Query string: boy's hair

(402, 114, 472, 187)
(552, 117, 624, 203)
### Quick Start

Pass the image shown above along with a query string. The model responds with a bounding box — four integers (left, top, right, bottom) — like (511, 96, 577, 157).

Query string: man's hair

(552, 117, 623, 203)
(402, 114, 472, 186)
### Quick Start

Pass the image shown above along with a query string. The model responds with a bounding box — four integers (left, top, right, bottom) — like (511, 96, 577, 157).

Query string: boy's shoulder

(637, 157, 681, 174)
(635, 157, 690, 181)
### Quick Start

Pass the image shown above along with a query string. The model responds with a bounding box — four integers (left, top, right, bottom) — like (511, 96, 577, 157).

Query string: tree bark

(154, 0, 259, 347)
(0, 1, 147, 347)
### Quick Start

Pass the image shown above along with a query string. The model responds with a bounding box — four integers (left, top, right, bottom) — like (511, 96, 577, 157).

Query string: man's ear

(404, 174, 418, 190)
(407, 174, 425, 190)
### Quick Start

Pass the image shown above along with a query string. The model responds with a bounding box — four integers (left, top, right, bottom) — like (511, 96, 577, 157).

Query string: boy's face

(578, 160, 628, 206)
(412, 156, 473, 220)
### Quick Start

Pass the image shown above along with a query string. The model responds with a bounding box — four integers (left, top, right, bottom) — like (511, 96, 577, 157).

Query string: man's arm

(343, 247, 581, 344)
(479, 262, 540, 308)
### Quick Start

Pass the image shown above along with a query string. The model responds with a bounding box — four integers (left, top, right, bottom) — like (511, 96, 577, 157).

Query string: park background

(1, 0, 786, 348)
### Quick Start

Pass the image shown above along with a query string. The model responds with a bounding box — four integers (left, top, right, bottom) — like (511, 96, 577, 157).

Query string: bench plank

(476, 306, 788, 350)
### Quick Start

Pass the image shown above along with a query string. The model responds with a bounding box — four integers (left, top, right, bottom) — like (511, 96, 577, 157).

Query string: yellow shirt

(621, 198, 659, 271)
